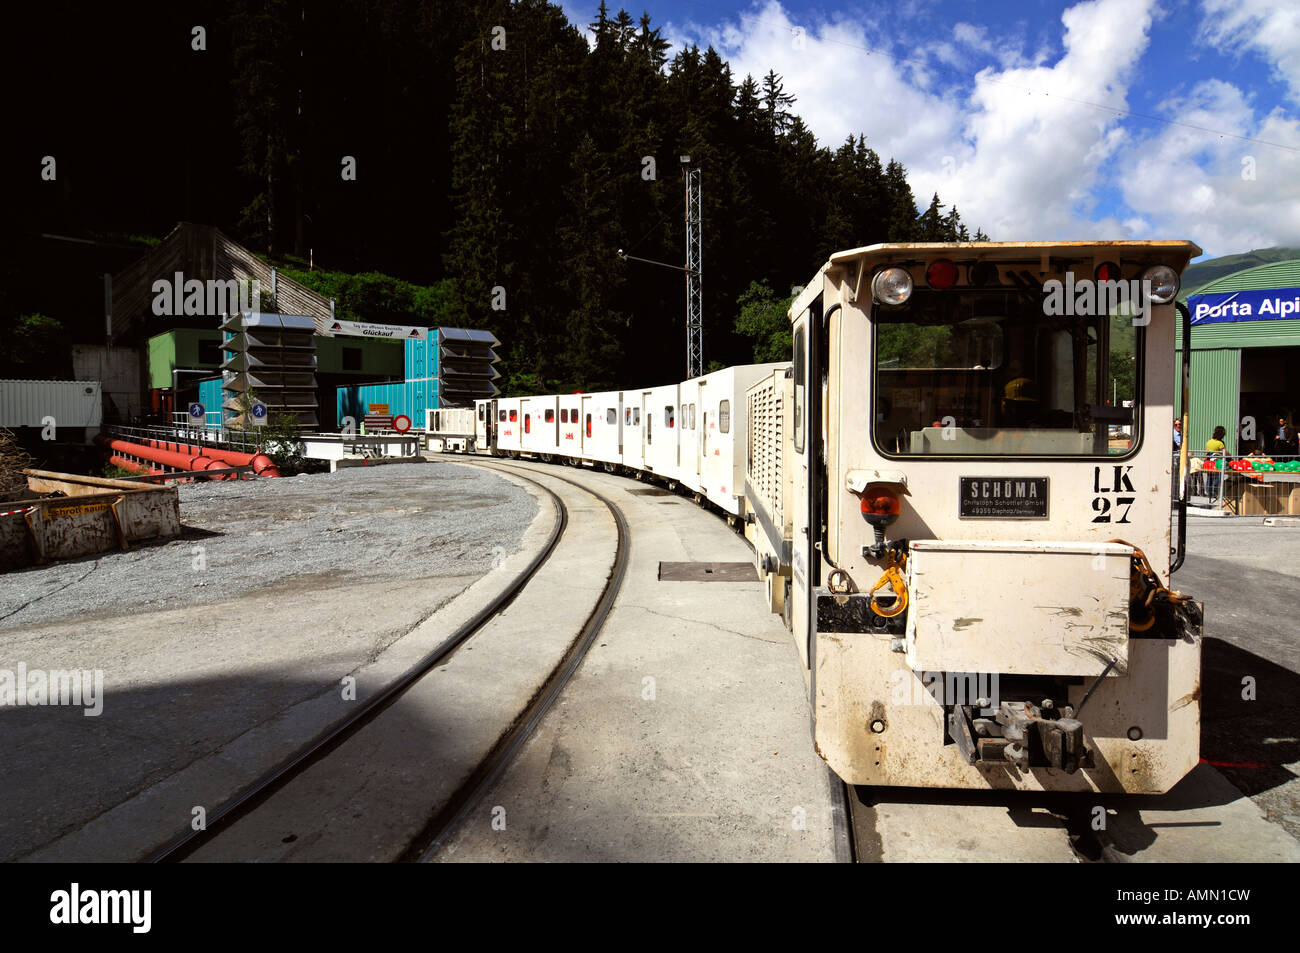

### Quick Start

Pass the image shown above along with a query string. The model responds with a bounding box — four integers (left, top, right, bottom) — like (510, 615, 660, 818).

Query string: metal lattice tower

(683, 162, 703, 379)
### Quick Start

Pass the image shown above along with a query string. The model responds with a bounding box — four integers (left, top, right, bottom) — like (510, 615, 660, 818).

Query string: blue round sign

(188, 403, 205, 418)
(251, 403, 267, 419)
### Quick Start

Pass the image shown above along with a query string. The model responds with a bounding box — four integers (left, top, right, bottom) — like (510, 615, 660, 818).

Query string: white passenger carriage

(555, 396, 584, 459)
(638, 383, 680, 482)
(577, 390, 623, 467)
(681, 364, 788, 514)
(519, 395, 561, 459)
(494, 397, 523, 455)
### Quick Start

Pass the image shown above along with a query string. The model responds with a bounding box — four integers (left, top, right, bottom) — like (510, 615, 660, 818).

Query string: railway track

(405, 458, 630, 861)
(143, 461, 628, 862)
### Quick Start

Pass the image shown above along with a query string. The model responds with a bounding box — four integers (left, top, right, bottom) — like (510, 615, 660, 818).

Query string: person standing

(1173, 419, 1182, 451)
(1275, 416, 1294, 458)
(1205, 425, 1227, 501)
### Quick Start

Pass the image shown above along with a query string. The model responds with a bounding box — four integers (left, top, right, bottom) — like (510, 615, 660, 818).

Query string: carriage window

(524, 414, 531, 434)
(665, 406, 675, 428)
(499, 410, 506, 422)
(545, 409, 555, 423)
(509, 410, 517, 422)
(681, 403, 688, 428)
(633, 408, 640, 425)
(586, 414, 592, 438)
(794, 326, 806, 453)
(478, 406, 485, 421)
(647, 412, 652, 444)
(719, 400, 731, 433)
(873, 289, 1141, 457)
(690, 403, 696, 430)
(606, 408, 617, 425)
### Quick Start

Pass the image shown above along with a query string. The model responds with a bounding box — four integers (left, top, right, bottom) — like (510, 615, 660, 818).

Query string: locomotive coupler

(949, 700, 1091, 774)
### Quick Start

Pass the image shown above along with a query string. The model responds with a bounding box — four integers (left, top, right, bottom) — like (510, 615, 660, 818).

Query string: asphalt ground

(1172, 516, 1300, 844)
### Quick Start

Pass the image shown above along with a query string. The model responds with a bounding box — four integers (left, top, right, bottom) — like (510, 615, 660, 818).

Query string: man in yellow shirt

(1205, 425, 1227, 500)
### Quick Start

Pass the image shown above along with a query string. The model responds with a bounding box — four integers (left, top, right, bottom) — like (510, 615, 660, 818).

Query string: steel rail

(827, 769, 857, 863)
(403, 457, 631, 862)
(143, 468, 569, 862)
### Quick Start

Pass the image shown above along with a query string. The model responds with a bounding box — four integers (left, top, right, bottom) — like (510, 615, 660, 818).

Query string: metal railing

(1178, 451, 1300, 515)
(116, 422, 268, 452)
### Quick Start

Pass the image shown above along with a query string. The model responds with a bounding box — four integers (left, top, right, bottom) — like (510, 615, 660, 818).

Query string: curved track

(145, 466, 575, 862)
(402, 457, 631, 861)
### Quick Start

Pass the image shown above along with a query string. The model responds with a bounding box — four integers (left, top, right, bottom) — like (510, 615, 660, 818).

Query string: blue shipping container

(336, 378, 440, 428)
(404, 330, 439, 383)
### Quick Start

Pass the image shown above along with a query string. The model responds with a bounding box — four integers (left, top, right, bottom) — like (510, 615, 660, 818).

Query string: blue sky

(561, 0, 1300, 260)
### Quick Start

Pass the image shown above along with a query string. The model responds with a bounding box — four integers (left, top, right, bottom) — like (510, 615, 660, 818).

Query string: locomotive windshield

(872, 289, 1139, 456)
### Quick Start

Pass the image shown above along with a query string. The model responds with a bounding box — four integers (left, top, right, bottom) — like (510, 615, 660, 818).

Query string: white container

(0, 380, 103, 428)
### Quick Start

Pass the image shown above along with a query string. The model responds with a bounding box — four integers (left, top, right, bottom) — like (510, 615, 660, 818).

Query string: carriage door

(581, 395, 592, 454)
(642, 391, 652, 457)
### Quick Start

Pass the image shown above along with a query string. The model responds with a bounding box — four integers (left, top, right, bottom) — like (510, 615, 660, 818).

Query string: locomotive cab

(786, 241, 1203, 794)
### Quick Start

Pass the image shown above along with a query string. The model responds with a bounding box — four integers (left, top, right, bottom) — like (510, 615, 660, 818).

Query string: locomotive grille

(747, 379, 782, 525)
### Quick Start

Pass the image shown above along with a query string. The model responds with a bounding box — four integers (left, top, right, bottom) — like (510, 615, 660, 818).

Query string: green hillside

(1183, 247, 1300, 293)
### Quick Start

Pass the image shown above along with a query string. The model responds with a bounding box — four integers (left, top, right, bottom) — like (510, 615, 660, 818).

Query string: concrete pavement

(438, 463, 837, 863)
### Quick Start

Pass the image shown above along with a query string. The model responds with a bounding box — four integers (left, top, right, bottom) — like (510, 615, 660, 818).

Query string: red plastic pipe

(104, 438, 218, 474)
(108, 455, 165, 476)
(142, 438, 281, 478)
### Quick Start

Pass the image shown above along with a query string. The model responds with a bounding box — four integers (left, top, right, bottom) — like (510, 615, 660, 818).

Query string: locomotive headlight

(872, 267, 913, 306)
(1141, 264, 1180, 305)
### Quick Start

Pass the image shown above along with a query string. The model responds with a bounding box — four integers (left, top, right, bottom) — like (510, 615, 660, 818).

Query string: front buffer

(812, 540, 1202, 793)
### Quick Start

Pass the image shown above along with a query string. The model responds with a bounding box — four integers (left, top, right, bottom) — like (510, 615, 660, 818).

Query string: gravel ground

(0, 461, 537, 631)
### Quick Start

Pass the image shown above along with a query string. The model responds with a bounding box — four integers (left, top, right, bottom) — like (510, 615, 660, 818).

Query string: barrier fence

(1177, 452, 1300, 516)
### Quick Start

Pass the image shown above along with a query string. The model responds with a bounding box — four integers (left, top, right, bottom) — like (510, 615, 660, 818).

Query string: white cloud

(1118, 80, 1300, 254)
(1200, 0, 1300, 105)
(692, 0, 1160, 240)
(910, 0, 1157, 238)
